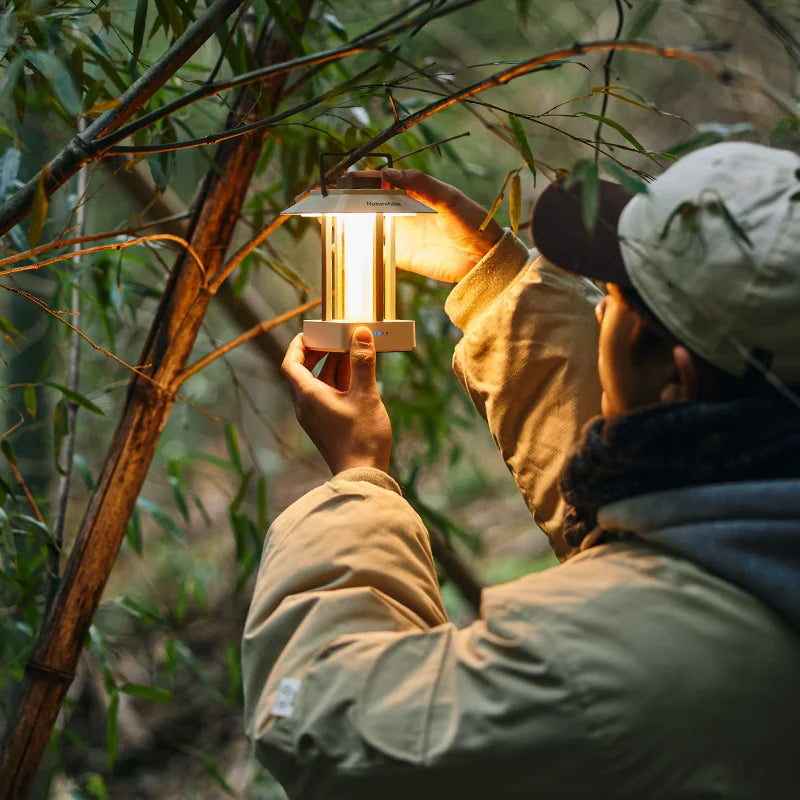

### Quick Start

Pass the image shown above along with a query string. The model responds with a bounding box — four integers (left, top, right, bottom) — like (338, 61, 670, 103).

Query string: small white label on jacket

(271, 677, 301, 718)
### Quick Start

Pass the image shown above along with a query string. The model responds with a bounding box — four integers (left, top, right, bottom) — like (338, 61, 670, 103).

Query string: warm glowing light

(340, 214, 376, 320)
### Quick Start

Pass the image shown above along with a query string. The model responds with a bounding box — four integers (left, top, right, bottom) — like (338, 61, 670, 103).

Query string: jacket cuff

(333, 467, 403, 495)
(444, 230, 532, 331)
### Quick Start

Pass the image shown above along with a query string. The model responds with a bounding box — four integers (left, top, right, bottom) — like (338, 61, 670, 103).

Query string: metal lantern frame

(282, 152, 436, 352)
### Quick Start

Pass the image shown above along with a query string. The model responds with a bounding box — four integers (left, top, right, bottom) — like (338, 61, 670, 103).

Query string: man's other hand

(383, 168, 504, 283)
(281, 327, 392, 475)
(352, 169, 504, 282)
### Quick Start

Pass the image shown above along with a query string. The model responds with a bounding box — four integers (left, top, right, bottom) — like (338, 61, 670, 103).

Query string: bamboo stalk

(0, 4, 314, 795)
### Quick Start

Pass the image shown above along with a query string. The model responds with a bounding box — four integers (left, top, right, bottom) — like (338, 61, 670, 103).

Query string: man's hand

(281, 327, 392, 475)
(383, 168, 504, 283)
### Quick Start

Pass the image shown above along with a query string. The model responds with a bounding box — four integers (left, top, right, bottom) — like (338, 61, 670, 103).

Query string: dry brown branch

(1, 416, 46, 527)
(209, 214, 290, 290)
(105, 156, 289, 376)
(0, 234, 207, 283)
(174, 298, 321, 388)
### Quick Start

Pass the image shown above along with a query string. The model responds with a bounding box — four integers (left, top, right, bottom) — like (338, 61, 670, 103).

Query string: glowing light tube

(340, 214, 376, 320)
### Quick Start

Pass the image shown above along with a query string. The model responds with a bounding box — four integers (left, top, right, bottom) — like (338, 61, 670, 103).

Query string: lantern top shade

(282, 188, 436, 216)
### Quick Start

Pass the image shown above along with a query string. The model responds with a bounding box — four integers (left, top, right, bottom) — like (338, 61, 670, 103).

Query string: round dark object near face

(531, 179, 632, 286)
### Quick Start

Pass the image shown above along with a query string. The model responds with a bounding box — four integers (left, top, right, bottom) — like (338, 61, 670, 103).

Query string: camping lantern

(282, 153, 436, 352)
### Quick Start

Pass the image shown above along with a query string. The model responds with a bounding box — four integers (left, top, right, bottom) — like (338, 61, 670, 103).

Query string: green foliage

(0, 0, 796, 795)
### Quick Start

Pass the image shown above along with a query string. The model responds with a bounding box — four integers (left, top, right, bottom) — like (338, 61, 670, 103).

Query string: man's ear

(661, 345, 699, 403)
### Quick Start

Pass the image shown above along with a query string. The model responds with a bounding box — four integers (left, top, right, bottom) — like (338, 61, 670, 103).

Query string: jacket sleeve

(242, 470, 591, 800)
(444, 231, 603, 558)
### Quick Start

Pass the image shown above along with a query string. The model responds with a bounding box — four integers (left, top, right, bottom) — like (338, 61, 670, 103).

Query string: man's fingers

(348, 326, 377, 395)
(318, 352, 343, 387)
(382, 168, 456, 209)
(282, 334, 323, 394)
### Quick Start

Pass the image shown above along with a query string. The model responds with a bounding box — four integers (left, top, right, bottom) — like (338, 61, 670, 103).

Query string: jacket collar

(597, 479, 800, 635)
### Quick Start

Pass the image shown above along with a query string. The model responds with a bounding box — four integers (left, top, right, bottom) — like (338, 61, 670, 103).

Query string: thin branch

(393, 131, 471, 162)
(0, 415, 46, 527)
(0, 284, 159, 387)
(175, 298, 320, 387)
(321, 40, 737, 184)
(594, 0, 626, 158)
(48, 125, 88, 617)
(210, 213, 289, 291)
(103, 57, 388, 157)
(0, 234, 207, 283)
(208, 2, 250, 83)
(4, 451, 45, 527)
(95, 0, 489, 152)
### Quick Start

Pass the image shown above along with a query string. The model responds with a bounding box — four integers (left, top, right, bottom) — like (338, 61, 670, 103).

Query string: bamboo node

(72, 133, 99, 160)
(25, 659, 75, 684)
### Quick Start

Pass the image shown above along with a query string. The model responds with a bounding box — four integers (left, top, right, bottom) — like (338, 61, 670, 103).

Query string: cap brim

(531, 178, 633, 287)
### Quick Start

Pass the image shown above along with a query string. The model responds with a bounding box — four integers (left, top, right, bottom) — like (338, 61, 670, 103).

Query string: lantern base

(302, 320, 415, 352)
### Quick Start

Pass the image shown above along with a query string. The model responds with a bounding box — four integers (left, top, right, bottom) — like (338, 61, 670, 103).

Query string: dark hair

(617, 284, 799, 403)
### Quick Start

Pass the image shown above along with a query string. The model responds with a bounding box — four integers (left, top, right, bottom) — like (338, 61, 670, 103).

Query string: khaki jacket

(242, 234, 800, 799)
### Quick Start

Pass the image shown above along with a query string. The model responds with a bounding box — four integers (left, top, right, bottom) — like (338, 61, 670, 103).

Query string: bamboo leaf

(229, 469, 253, 515)
(580, 162, 599, 234)
(132, 0, 148, 65)
(224, 422, 243, 476)
(599, 159, 649, 196)
(167, 461, 189, 523)
(257, 475, 268, 532)
(28, 168, 49, 248)
(120, 682, 172, 703)
(1, 438, 17, 467)
(707, 196, 753, 248)
(53, 399, 68, 472)
(264, 0, 304, 54)
(201, 754, 236, 797)
(70, 45, 83, 92)
(85, 97, 122, 116)
(509, 173, 522, 238)
(138, 497, 185, 543)
(24, 385, 36, 419)
(0, 506, 16, 559)
(125, 506, 143, 554)
(479, 170, 514, 231)
(577, 112, 659, 163)
(106, 690, 119, 768)
(508, 113, 537, 184)
(26, 51, 82, 118)
(566, 160, 600, 233)
(45, 381, 104, 415)
(73, 454, 95, 490)
(627, 0, 661, 38)
(116, 594, 162, 624)
(0, 316, 22, 346)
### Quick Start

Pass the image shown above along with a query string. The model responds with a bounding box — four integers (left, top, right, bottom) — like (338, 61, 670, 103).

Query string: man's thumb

(349, 326, 377, 392)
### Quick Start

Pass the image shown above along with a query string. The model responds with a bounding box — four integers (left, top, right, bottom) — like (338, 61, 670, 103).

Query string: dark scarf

(560, 396, 800, 549)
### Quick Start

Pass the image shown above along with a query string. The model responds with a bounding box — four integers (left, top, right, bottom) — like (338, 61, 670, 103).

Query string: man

(242, 142, 800, 799)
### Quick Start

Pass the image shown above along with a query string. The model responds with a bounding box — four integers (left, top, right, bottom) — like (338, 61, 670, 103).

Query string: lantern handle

(318, 152, 394, 197)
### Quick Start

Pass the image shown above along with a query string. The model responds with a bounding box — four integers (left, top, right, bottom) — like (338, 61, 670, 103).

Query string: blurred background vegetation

(0, 0, 797, 796)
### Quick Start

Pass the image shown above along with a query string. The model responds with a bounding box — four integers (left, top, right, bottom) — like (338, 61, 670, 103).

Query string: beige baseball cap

(532, 142, 800, 383)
